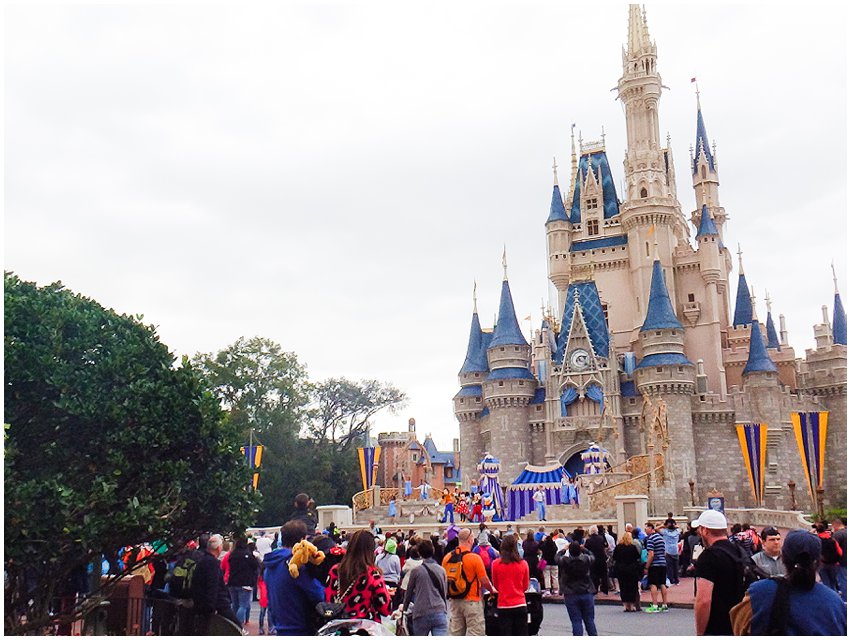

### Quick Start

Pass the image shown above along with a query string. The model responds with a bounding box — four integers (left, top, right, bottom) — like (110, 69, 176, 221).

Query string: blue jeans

(564, 593, 597, 636)
(442, 504, 454, 523)
(819, 565, 841, 594)
(536, 501, 546, 520)
(228, 586, 252, 625)
(411, 611, 449, 636)
(837, 565, 847, 602)
(665, 554, 680, 584)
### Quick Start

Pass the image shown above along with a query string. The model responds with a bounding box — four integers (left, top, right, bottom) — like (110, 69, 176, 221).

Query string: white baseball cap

(691, 509, 728, 529)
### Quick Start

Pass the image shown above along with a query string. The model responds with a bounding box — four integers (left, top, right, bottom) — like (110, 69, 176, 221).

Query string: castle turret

(732, 247, 754, 328)
(690, 88, 728, 240)
(833, 268, 847, 345)
(742, 319, 778, 376)
(634, 255, 696, 512)
(764, 292, 780, 350)
(546, 159, 572, 317)
(483, 255, 535, 479)
(454, 285, 490, 482)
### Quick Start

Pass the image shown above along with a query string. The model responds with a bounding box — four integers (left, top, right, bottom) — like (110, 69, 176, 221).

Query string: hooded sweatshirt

(264, 547, 325, 636)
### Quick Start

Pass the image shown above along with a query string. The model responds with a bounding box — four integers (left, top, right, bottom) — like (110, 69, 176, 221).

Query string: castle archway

(558, 441, 613, 477)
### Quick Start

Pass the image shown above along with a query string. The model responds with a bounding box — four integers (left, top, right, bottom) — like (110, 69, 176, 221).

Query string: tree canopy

(4, 273, 256, 634)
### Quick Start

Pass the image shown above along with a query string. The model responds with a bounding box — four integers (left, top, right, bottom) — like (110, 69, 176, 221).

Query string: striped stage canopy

(506, 462, 569, 521)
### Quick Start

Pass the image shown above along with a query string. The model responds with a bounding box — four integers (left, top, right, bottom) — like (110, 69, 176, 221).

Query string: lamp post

(787, 480, 797, 511)
(688, 479, 696, 506)
(815, 487, 825, 521)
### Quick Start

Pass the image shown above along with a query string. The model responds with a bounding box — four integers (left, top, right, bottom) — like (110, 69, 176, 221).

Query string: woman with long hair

(490, 535, 530, 636)
(731, 529, 845, 635)
(612, 531, 642, 612)
(522, 530, 543, 585)
(326, 530, 393, 621)
(558, 541, 598, 636)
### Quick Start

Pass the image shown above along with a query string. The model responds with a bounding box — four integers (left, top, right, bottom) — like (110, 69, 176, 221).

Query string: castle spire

(764, 291, 780, 349)
(546, 159, 569, 224)
(626, 4, 653, 58)
(832, 262, 847, 345)
(473, 279, 478, 314)
(695, 203, 719, 238)
(732, 248, 754, 327)
(692, 85, 716, 175)
(489, 275, 528, 348)
(743, 319, 778, 375)
(640, 259, 682, 331)
(459, 301, 489, 375)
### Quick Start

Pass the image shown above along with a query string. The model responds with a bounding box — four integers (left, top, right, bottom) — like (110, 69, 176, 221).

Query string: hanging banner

(791, 411, 828, 499)
(240, 445, 264, 469)
(735, 423, 767, 504)
(357, 446, 382, 492)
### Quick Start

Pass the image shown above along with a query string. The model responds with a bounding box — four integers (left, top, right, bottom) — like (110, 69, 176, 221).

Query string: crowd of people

(95, 491, 846, 637)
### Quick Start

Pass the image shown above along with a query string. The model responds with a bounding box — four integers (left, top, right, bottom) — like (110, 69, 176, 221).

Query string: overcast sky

(5, 2, 847, 450)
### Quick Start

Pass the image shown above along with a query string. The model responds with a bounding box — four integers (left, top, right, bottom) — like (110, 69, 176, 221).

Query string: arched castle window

(640, 187, 648, 198)
(587, 219, 599, 236)
(701, 166, 707, 179)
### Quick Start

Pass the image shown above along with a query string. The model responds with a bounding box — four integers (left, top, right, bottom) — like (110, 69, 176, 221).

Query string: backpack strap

(421, 563, 445, 600)
(765, 577, 790, 635)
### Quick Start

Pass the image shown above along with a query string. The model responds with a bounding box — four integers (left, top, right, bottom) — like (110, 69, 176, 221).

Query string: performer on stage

(560, 471, 571, 504)
(567, 476, 580, 508)
(440, 489, 455, 523)
(470, 493, 483, 523)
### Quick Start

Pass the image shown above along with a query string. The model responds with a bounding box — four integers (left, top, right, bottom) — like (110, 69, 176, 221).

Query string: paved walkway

(543, 578, 697, 609)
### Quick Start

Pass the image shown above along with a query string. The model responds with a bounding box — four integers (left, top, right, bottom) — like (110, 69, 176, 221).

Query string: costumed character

(440, 489, 455, 523)
(403, 479, 412, 499)
(455, 492, 469, 522)
(471, 493, 483, 523)
(567, 476, 580, 507)
(476, 453, 506, 521)
(481, 492, 496, 522)
(287, 539, 326, 578)
(560, 471, 571, 504)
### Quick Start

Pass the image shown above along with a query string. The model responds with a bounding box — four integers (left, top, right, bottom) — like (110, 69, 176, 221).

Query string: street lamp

(787, 480, 797, 511)
(688, 479, 696, 506)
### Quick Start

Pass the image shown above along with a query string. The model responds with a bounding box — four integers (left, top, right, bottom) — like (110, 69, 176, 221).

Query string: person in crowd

(326, 529, 393, 621)
(643, 522, 668, 612)
(553, 529, 569, 554)
(399, 537, 423, 606)
(376, 536, 402, 607)
(661, 519, 681, 586)
(264, 521, 325, 636)
(473, 530, 498, 578)
(730, 529, 846, 635)
(613, 531, 642, 612)
(558, 541, 598, 636)
(190, 534, 241, 633)
(730, 523, 755, 556)
(441, 527, 495, 636)
(584, 525, 609, 595)
(288, 493, 318, 535)
(832, 517, 847, 602)
(692, 510, 744, 635)
(814, 520, 843, 595)
(256, 565, 270, 635)
(226, 535, 260, 629)
(431, 535, 445, 562)
(751, 527, 785, 578)
(522, 530, 543, 585)
(534, 526, 546, 543)
(490, 535, 530, 636)
(680, 524, 700, 576)
(402, 539, 449, 636)
(540, 531, 559, 595)
(254, 531, 272, 560)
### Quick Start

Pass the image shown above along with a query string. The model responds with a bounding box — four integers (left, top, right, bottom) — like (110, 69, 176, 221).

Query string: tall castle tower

(454, 5, 846, 513)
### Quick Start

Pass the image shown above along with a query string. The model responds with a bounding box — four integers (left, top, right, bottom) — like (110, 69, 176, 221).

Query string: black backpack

(716, 543, 768, 593)
(168, 554, 198, 599)
(820, 535, 842, 564)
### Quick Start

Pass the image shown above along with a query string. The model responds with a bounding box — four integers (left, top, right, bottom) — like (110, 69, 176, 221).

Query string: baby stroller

(317, 619, 392, 636)
(483, 579, 544, 636)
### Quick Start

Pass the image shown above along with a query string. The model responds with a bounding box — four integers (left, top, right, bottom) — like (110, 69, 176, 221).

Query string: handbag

(315, 579, 355, 623)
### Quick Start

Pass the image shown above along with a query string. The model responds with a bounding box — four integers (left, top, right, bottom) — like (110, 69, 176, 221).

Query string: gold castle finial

(765, 290, 772, 314)
(473, 280, 478, 314)
(737, 244, 744, 275)
(750, 286, 757, 321)
(552, 157, 558, 186)
(502, 246, 508, 281)
(693, 76, 701, 110)
(832, 261, 839, 294)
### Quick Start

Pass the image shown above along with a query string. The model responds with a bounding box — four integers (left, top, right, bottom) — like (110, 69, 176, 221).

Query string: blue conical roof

(696, 204, 719, 238)
(459, 312, 490, 375)
(732, 273, 753, 328)
(640, 260, 683, 332)
(743, 320, 778, 374)
(546, 184, 569, 223)
(765, 311, 780, 350)
(488, 279, 529, 348)
(692, 107, 716, 174)
(834, 293, 847, 345)
(570, 151, 620, 223)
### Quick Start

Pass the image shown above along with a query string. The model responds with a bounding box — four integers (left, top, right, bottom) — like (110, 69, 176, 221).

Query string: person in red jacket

(490, 534, 530, 636)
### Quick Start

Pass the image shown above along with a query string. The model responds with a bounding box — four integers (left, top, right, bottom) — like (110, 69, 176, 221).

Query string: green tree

(193, 337, 313, 525)
(3, 273, 256, 635)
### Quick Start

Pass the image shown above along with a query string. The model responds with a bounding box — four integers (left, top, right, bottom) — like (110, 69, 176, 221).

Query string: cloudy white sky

(5, 2, 847, 450)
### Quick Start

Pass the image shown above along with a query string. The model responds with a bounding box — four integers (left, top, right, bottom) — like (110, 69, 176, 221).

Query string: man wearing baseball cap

(691, 509, 745, 635)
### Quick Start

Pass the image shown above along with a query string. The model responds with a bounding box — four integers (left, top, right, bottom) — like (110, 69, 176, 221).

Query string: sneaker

(660, 605, 669, 612)
(644, 605, 660, 613)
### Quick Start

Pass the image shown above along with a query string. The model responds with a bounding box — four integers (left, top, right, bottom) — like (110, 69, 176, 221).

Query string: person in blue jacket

(264, 520, 326, 636)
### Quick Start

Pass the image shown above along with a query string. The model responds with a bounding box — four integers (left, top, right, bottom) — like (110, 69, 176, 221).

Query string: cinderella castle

(453, 5, 846, 514)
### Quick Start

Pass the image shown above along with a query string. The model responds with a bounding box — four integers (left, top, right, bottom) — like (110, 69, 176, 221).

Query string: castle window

(536, 405, 542, 411)
(587, 219, 599, 235)
(476, 397, 481, 402)
(645, 242, 650, 258)
(601, 302, 609, 323)
(701, 166, 707, 179)
(500, 347, 505, 352)
(656, 367, 663, 373)
(655, 331, 662, 336)
(474, 373, 480, 378)
(688, 293, 695, 302)
(677, 366, 684, 372)
(460, 399, 464, 404)
(519, 381, 525, 386)
(498, 381, 504, 387)
(412, 453, 418, 462)
(629, 398, 636, 405)
(640, 187, 648, 198)
(515, 346, 520, 352)
(586, 198, 598, 210)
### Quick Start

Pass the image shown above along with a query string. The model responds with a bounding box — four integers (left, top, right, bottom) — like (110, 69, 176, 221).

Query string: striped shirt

(645, 532, 667, 566)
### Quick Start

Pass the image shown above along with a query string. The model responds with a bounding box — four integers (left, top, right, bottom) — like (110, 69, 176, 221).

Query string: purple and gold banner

(240, 445, 264, 469)
(736, 423, 767, 504)
(357, 446, 382, 492)
(791, 411, 828, 499)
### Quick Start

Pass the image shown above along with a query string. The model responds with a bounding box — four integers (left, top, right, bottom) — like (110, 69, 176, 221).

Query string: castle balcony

(681, 301, 700, 327)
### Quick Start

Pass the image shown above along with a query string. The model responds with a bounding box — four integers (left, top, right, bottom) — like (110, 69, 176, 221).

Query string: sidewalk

(543, 578, 697, 610)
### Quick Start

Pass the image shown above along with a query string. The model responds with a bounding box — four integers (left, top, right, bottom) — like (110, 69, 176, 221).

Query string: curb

(541, 595, 694, 610)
